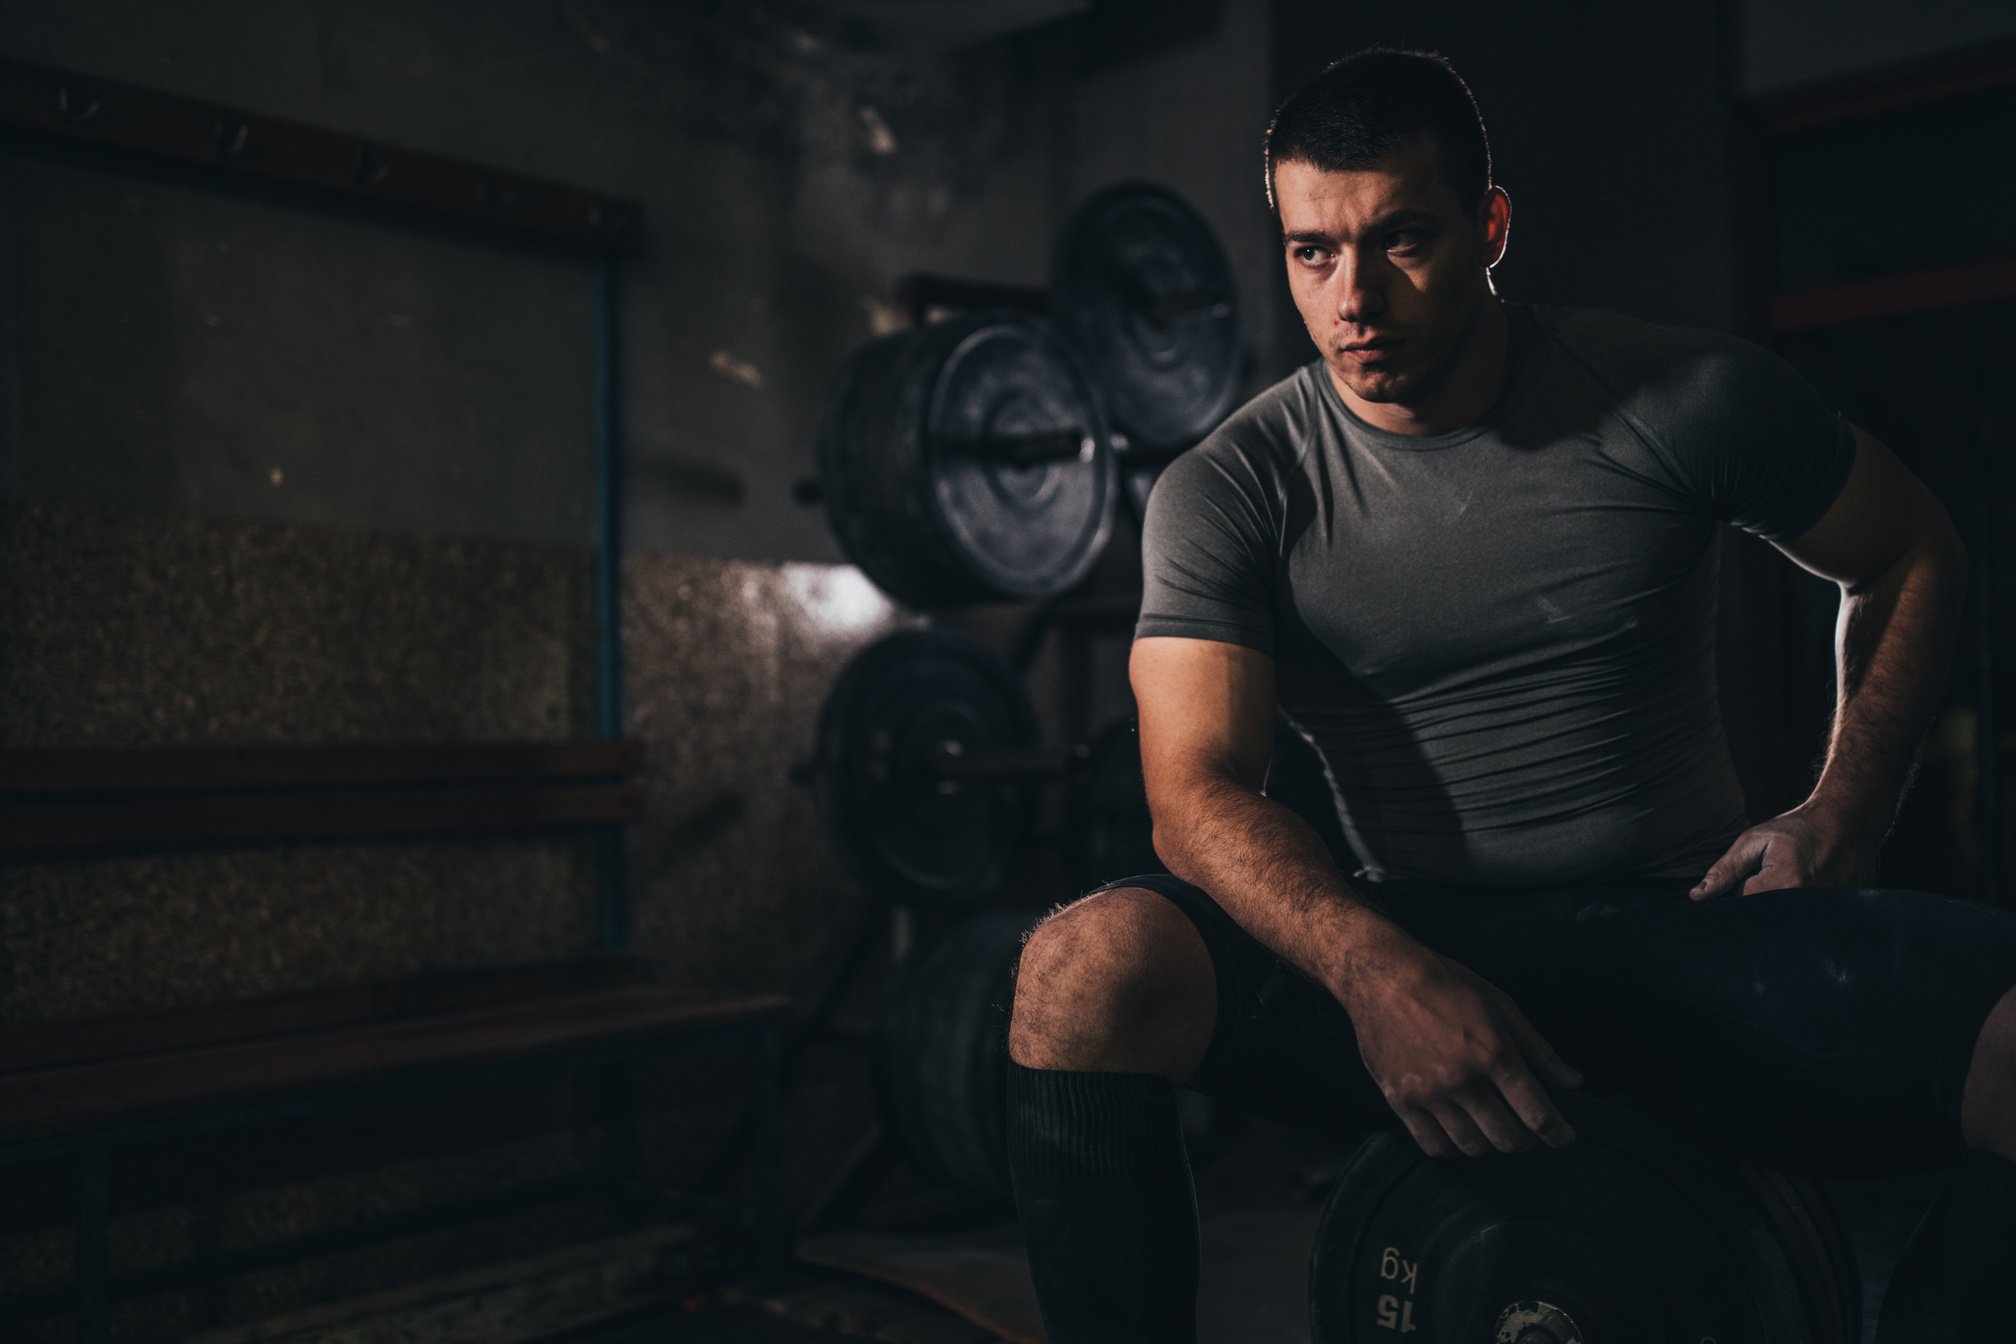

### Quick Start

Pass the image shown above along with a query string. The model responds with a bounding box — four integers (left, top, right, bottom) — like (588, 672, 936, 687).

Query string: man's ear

(1482, 187, 1512, 269)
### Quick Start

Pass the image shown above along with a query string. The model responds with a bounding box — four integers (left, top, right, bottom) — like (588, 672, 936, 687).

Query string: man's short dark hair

(1265, 47, 1493, 219)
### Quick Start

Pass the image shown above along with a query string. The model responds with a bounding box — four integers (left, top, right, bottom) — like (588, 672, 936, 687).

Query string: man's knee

(1008, 885, 1217, 1078)
(1964, 982, 2016, 1160)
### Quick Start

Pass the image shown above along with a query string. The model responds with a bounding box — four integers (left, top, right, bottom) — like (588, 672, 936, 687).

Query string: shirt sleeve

(1133, 437, 1280, 655)
(1649, 335, 1858, 540)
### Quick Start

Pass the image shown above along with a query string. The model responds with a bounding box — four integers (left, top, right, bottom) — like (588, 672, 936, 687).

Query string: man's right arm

(1129, 635, 1407, 1004)
(1130, 635, 1584, 1156)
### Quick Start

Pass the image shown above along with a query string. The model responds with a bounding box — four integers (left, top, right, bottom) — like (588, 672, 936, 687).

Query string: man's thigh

(1086, 876, 2016, 1177)
(1079, 873, 1397, 1137)
(1485, 886, 2016, 1177)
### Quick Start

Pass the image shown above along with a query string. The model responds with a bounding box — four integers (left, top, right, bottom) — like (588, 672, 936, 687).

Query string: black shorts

(1085, 873, 2016, 1177)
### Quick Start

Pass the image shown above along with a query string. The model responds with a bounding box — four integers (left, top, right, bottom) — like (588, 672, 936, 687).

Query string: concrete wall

(1271, 0, 1744, 336)
(0, 1, 1278, 1336)
(0, 0, 1060, 562)
(18, 0, 2000, 1333)
(1743, 0, 2016, 94)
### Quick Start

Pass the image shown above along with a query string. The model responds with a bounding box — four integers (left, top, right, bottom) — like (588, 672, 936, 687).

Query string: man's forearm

(1155, 777, 1416, 1006)
(1809, 530, 1967, 829)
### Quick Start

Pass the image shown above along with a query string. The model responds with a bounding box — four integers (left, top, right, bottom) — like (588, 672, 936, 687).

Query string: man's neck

(1329, 297, 1511, 438)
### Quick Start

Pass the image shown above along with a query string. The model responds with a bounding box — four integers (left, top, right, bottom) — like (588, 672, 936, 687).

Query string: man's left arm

(1692, 424, 1969, 899)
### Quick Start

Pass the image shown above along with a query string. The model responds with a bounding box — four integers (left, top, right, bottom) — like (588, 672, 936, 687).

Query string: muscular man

(1006, 46, 2016, 1342)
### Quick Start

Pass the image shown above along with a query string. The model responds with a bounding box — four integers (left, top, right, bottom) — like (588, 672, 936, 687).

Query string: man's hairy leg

(1876, 981, 2016, 1341)
(1006, 886, 1217, 1344)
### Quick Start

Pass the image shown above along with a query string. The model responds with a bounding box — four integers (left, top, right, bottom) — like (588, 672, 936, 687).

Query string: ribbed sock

(1006, 1061, 1199, 1344)
(1875, 1148, 2016, 1341)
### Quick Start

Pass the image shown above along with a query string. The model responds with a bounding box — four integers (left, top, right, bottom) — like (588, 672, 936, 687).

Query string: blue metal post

(595, 256, 628, 953)
(592, 256, 639, 1222)
(74, 1149, 108, 1344)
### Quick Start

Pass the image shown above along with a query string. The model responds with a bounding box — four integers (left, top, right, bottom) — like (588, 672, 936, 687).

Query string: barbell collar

(930, 742, 1089, 781)
(1142, 288, 1232, 325)
(932, 429, 1097, 467)
(793, 742, 1092, 789)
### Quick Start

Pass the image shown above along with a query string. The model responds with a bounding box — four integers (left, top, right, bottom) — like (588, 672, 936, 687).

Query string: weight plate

(1120, 458, 1163, 527)
(874, 909, 1037, 1204)
(1051, 181, 1241, 449)
(1309, 1090, 1859, 1344)
(815, 335, 937, 607)
(876, 909, 1246, 1204)
(1066, 715, 1350, 890)
(1734, 1164, 1863, 1342)
(812, 629, 1040, 907)
(817, 312, 1118, 607)
(1066, 718, 1163, 890)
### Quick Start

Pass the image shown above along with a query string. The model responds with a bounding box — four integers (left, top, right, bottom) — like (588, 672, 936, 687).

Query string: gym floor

(549, 1125, 1955, 1344)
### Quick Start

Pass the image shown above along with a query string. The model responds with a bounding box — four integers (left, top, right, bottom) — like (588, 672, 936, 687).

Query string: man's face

(1275, 135, 1507, 412)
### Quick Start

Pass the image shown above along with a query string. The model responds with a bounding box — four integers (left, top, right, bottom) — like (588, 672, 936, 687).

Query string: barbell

(804, 628, 1350, 907)
(1051, 180, 1242, 451)
(807, 183, 1243, 608)
(875, 907, 1242, 1207)
(1310, 1090, 1862, 1344)
(813, 311, 1120, 610)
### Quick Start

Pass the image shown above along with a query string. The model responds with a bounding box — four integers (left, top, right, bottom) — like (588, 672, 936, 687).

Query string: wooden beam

(1766, 253, 2016, 333)
(0, 740, 646, 797)
(0, 956, 658, 1073)
(0, 58, 641, 253)
(0, 987, 794, 1143)
(1751, 35, 2016, 136)
(0, 781, 644, 857)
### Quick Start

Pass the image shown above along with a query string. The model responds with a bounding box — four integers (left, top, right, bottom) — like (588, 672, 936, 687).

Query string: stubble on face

(1274, 142, 1503, 435)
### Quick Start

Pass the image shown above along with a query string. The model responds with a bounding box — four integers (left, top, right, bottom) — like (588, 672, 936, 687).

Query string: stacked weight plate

(874, 906, 1241, 1207)
(1065, 714, 1353, 892)
(817, 311, 1119, 608)
(1064, 718, 1164, 892)
(814, 188, 1249, 1211)
(1051, 180, 1242, 452)
(873, 908, 1033, 1204)
(809, 629, 1041, 909)
(814, 182, 1239, 609)
(1309, 1090, 1861, 1344)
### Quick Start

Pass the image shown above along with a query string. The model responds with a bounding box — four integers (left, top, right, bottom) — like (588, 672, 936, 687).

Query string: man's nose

(1335, 255, 1384, 324)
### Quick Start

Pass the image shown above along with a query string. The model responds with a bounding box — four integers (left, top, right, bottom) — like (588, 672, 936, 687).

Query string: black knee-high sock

(1875, 1149, 2016, 1342)
(1006, 1061, 1199, 1344)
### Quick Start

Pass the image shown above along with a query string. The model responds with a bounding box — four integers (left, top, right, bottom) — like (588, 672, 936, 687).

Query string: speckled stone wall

(0, 501, 605, 1022)
(0, 502, 612, 1341)
(0, 839, 603, 1024)
(0, 500, 940, 1339)
(0, 501, 598, 751)
(0, 0, 1268, 1334)
(622, 553, 916, 996)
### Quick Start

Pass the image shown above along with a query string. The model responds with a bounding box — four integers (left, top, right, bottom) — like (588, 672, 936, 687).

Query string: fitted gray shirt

(1136, 300, 1857, 888)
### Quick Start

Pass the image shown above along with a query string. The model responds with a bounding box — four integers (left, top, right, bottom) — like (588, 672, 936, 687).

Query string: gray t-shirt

(1136, 300, 1856, 888)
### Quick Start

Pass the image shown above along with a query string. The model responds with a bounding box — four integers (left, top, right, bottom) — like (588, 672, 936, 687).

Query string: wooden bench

(0, 742, 793, 1342)
(0, 739, 650, 855)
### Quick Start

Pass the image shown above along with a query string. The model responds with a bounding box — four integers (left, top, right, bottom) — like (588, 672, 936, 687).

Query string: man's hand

(1688, 802, 1877, 900)
(1341, 938, 1584, 1158)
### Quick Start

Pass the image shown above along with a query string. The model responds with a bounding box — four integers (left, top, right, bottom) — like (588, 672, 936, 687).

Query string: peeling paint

(554, 0, 1024, 196)
(857, 103, 898, 155)
(708, 349, 765, 389)
(860, 294, 908, 337)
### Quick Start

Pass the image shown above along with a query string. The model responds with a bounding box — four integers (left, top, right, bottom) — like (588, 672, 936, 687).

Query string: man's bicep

(1129, 637, 1276, 805)
(1136, 442, 1278, 653)
(1771, 424, 1961, 588)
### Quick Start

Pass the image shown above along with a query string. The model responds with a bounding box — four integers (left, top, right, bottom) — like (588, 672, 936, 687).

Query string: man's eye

(1388, 231, 1427, 254)
(1294, 246, 1328, 264)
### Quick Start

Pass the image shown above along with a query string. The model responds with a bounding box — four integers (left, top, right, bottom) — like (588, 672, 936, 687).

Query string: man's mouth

(1340, 338, 1402, 364)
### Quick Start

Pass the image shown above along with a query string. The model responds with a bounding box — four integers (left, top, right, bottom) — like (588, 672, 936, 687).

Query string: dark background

(2, 1, 2012, 1338)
